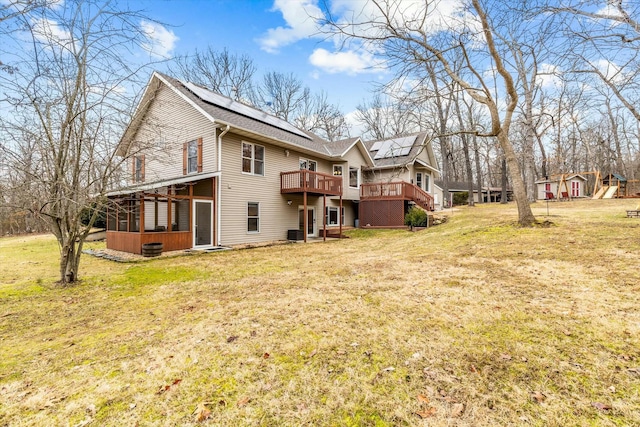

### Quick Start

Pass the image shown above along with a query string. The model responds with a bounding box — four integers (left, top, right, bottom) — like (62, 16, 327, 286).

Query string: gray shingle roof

(157, 72, 333, 156)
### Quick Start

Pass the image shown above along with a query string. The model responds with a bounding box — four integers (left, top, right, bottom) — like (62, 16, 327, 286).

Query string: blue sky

(138, 0, 388, 116)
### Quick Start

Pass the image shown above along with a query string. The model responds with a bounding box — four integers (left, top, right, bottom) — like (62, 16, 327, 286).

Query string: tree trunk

(58, 237, 82, 284)
(498, 133, 536, 224)
(473, 133, 484, 203)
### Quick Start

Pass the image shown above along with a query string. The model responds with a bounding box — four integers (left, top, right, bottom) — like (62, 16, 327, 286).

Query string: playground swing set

(545, 171, 640, 201)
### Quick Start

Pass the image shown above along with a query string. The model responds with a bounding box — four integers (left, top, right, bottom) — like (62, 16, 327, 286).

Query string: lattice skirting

(359, 200, 405, 227)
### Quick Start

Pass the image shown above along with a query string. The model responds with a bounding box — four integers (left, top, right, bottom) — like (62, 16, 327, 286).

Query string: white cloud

(536, 63, 563, 88)
(309, 48, 386, 75)
(31, 18, 72, 45)
(595, 59, 625, 83)
(140, 20, 178, 59)
(258, 0, 324, 53)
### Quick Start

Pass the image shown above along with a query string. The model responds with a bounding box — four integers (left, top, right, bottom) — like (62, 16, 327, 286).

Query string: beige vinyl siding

(128, 84, 218, 184)
(219, 133, 305, 245)
(219, 133, 359, 245)
(340, 144, 372, 200)
(366, 167, 411, 183)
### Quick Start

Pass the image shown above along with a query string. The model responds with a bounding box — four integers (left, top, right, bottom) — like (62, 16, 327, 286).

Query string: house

(105, 72, 439, 254)
(535, 174, 587, 200)
(359, 133, 440, 227)
(434, 180, 512, 205)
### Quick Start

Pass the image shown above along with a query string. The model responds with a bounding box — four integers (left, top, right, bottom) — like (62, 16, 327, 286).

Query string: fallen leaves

(451, 403, 465, 418)
(592, 402, 612, 412)
(237, 396, 251, 407)
(530, 391, 547, 403)
(157, 378, 182, 395)
(415, 407, 437, 418)
(417, 394, 430, 404)
(195, 402, 212, 422)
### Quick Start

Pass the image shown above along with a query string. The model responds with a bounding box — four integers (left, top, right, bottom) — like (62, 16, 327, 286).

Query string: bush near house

(404, 205, 428, 227)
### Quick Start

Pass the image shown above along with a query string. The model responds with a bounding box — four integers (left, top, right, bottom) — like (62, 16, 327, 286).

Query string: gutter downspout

(217, 124, 230, 246)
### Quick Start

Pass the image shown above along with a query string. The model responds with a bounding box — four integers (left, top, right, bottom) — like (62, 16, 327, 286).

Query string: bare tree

(321, 0, 536, 224)
(552, 1, 640, 122)
(170, 47, 257, 102)
(0, 0, 159, 284)
(295, 91, 349, 141)
(355, 93, 414, 140)
(257, 71, 309, 122)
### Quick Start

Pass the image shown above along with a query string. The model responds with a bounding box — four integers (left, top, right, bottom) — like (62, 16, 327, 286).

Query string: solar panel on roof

(372, 135, 416, 159)
(182, 81, 311, 140)
(370, 140, 384, 151)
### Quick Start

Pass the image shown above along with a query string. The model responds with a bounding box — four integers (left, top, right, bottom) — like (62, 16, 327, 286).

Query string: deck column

(303, 191, 307, 243)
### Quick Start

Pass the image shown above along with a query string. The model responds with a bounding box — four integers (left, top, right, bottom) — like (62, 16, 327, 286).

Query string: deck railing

(280, 170, 343, 196)
(360, 181, 434, 211)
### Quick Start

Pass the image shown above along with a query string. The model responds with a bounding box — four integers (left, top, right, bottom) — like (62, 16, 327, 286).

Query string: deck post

(339, 194, 342, 239)
(140, 193, 145, 234)
(323, 194, 326, 242)
(303, 191, 307, 243)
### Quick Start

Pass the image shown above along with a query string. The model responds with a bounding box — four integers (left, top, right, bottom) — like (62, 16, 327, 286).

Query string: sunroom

(106, 173, 217, 254)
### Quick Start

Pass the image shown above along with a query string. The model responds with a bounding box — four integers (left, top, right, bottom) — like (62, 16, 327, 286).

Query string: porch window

(247, 202, 260, 232)
(242, 142, 264, 176)
(349, 167, 359, 188)
(325, 206, 344, 226)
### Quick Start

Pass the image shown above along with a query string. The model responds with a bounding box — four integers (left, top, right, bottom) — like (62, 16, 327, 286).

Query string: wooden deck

(281, 170, 342, 196)
(360, 181, 434, 211)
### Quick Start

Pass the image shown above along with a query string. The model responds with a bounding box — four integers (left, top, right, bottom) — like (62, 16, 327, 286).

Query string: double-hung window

(247, 202, 260, 233)
(242, 142, 264, 175)
(333, 165, 343, 176)
(349, 166, 359, 188)
(416, 172, 423, 190)
(187, 141, 198, 173)
(325, 206, 344, 226)
(133, 155, 145, 182)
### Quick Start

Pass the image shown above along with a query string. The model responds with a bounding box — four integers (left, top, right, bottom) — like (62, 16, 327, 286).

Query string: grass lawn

(1, 199, 639, 426)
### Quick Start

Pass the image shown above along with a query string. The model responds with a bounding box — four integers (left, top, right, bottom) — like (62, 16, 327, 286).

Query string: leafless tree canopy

(0, 0, 160, 283)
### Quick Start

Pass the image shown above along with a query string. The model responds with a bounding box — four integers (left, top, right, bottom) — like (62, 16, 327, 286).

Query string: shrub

(404, 206, 428, 227)
(453, 191, 469, 206)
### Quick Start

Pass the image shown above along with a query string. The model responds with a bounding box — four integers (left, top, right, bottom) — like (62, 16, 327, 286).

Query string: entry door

(298, 207, 315, 237)
(572, 181, 580, 197)
(193, 200, 213, 248)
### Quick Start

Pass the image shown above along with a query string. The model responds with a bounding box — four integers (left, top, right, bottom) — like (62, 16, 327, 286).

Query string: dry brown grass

(1, 199, 639, 426)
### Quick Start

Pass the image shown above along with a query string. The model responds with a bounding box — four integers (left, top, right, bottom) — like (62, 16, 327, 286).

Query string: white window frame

(333, 165, 343, 176)
(325, 206, 345, 226)
(247, 202, 260, 233)
(416, 172, 423, 190)
(134, 155, 144, 182)
(242, 142, 265, 176)
(299, 158, 317, 171)
(187, 140, 198, 174)
(348, 166, 359, 189)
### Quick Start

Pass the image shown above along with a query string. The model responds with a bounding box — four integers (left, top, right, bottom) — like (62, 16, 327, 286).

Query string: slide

(592, 186, 607, 199)
(602, 186, 618, 199)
